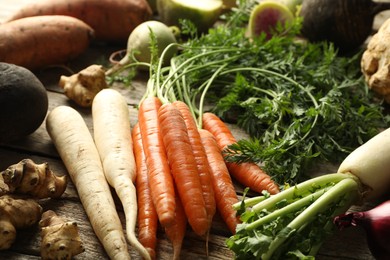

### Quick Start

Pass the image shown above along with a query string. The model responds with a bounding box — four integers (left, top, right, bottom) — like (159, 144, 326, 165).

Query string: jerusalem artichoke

(0, 195, 43, 250)
(39, 210, 84, 260)
(361, 18, 390, 103)
(59, 64, 108, 107)
(0, 159, 67, 199)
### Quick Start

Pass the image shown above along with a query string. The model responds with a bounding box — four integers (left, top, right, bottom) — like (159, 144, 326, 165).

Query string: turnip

(106, 20, 178, 76)
(227, 127, 390, 259)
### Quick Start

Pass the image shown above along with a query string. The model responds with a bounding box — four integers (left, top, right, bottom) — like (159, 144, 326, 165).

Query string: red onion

(333, 200, 390, 260)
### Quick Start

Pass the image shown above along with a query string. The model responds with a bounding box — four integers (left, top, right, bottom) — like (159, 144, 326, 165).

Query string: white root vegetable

(46, 105, 131, 260)
(338, 127, 390, 200)
(92, 89, 151, 260)
(106, 20, 177, 76)
(228, 127, 390, 259)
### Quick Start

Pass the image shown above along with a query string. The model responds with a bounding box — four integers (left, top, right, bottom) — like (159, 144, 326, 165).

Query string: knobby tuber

(361, 18, 390, 103)
(39, 210, 84, 260)
(0, 195, 43, 250)
(0, 159, 67, 199)
(59, 64, 108, 107)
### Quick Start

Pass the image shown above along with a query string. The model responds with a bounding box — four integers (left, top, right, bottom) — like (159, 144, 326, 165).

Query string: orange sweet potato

(3, 0, 153, 44)
(0, 15, 94, 70)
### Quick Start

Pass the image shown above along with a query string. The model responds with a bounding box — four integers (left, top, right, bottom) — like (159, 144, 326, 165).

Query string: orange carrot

(199, 129, 241, 234)
(173, 101, 216, 229)
(158, 103, 208, 236)
(138, 96, 176, 228)
(202, 112, 280, 195)
(133, 123, 158, 260)
(164, 191, 187, 260)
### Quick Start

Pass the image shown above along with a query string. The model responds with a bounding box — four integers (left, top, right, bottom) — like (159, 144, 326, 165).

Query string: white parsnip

(46, 105, 131, 260)
(92, 89, 151, 260)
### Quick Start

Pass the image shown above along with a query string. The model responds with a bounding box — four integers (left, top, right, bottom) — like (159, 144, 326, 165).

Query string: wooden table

(0, 1, 387, 259)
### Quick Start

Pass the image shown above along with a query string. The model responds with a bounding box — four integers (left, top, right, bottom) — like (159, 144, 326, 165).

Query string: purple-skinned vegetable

(334, 200, 390, 260)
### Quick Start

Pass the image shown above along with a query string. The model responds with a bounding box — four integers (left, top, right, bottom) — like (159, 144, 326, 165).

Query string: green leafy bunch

(172, 2, 390, 185)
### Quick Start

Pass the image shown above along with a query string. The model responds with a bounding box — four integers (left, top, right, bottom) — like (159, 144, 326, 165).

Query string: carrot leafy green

(166, 0, 390, 185)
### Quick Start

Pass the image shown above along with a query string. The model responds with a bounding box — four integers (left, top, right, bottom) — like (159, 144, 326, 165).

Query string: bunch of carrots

(46, 38, 280, 259)
(130, 46, 280, 258)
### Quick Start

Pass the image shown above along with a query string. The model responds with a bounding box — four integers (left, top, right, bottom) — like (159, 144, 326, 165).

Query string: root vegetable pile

(4, 0, 390, 259)
(0, 159, 74, 259)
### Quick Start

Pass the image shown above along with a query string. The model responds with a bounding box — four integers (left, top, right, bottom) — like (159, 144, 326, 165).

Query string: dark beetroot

(299, 0, 390, 53)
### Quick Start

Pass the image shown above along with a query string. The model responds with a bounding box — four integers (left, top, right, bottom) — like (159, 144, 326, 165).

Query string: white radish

(92, 89, 151, 260)
(106, 20, 178, 76)
(338, 127, 390, 200)
(46, 105, 131, 260)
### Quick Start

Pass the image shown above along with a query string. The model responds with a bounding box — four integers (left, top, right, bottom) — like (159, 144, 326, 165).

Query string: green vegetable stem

(226, 173, 361, 259)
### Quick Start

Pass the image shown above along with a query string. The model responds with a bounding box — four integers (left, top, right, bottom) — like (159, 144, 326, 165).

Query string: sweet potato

(3, 0, 153, 44)
(0, 15, 94, 70)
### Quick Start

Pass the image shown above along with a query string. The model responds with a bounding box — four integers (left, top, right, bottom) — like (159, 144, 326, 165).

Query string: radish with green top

(226, 127, 390, 259)
(106, 20, 178, 76)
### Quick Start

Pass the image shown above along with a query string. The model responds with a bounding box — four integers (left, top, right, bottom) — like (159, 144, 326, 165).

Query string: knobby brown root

(361, 18, 390, 103)
(0, 159, 67, 199)
(59, 64, 108, 107)
(0, 195, 43, 250)
(39, 210, 84, 260)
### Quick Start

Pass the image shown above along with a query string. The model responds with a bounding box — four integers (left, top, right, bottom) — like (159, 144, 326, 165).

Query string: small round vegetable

(157, 0, 223, 33)
(248, 1, 295, 39)
(106, 20, 177, 76)
(0, 63, 48, 143)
